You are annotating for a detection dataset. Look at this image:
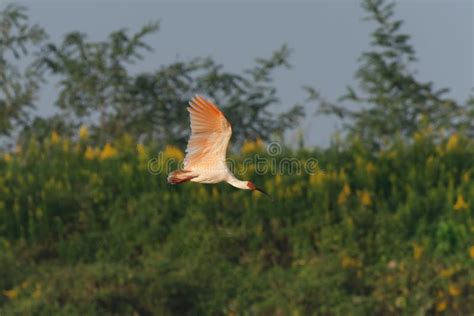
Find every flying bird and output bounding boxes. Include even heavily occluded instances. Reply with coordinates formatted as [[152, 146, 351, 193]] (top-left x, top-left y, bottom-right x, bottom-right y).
[[167, 95, 272, 199]]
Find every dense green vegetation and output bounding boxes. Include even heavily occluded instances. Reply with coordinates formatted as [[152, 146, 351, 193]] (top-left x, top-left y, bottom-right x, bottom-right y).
[[1, 0, 474, 314], [0, 132, 473, 315]]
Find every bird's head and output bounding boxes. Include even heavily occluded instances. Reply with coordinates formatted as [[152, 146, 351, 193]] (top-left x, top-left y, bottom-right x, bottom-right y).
[[247, 181, 273, 200]]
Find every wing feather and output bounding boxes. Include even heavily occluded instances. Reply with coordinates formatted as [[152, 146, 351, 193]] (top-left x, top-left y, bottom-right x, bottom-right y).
[[184, 95, 232, 169]]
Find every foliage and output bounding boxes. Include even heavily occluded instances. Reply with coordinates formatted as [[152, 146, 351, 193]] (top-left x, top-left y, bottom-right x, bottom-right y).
[[1, 130, 473, 315], [460, 94, 474, 138], [39, 26, 303, 146], [311, 0, 465, 148], [0, 4, 46, 138], [1, 1, 473, 314]]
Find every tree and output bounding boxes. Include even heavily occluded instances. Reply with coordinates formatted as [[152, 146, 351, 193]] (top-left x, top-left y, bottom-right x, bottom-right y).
[[460, 94, 474, 138], [40, 22, 160, 143], [0, 4, 46, 139], [311, 0, 462, 148], [40, 24, 304, 146]]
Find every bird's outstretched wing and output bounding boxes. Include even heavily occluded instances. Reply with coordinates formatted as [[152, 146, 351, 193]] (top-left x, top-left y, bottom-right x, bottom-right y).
[[183, 95, 232, 169]]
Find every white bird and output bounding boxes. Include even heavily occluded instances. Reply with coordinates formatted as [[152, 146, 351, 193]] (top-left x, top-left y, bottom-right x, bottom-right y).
[[167, 95, 271, 199]]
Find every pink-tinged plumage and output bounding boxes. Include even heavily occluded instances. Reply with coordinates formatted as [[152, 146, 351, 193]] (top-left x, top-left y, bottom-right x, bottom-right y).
[[167, 95, 271, 199]]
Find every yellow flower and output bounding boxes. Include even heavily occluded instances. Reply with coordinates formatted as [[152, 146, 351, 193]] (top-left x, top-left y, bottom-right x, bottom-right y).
[[358, 190, 371, 207], [84, 146, 98, 160], [79, 125, 89, 140], [51, 131, 60, 144], [241, 138, 264, 154], [440, 267, 456, 278], [3, 288, 18, 299], [163, 145, 184, 161], [136, 143, 147, 159], [366, 162, 376, 174], [448, 284, 461, 297], [3, 153, 12, 162], [121, 133, 133, 147], [462, 171, 470, 183], [453, 194, 469, 211], [436, 300, 447, 312], [337, 183, 351, 205], [446, 133, 459, 151], [99, 143, 118, 160], [275, 174, 282, 186], [32, 284, 41, 299], [414, 131, 424, 142], [413, 242, 423, 260], [470, 245, 474, 259], [309, 171, 326, 187], [341, 255, 361, 269], [338, 169, 348, 182]]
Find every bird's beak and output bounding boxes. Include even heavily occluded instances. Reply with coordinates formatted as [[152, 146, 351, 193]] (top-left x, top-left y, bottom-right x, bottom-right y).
[[255, 186, 273, 201]]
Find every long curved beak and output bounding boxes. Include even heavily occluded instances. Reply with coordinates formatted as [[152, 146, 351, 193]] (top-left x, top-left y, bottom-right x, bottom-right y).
[[255, 186, 273, 201]]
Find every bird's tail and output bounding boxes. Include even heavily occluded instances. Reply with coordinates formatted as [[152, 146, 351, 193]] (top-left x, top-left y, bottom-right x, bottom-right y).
[[167, 169, 197, 184]]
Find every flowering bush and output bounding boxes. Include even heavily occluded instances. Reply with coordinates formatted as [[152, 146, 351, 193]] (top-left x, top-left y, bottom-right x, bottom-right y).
[[0, 130, 473, 315]]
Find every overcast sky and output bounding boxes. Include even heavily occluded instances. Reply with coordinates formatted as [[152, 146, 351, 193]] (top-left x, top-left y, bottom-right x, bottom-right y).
[[13, 0, 474, 147]]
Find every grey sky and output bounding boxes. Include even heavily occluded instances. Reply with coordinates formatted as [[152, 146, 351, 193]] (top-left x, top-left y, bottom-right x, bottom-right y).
[[14, 0, 474, 147]]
